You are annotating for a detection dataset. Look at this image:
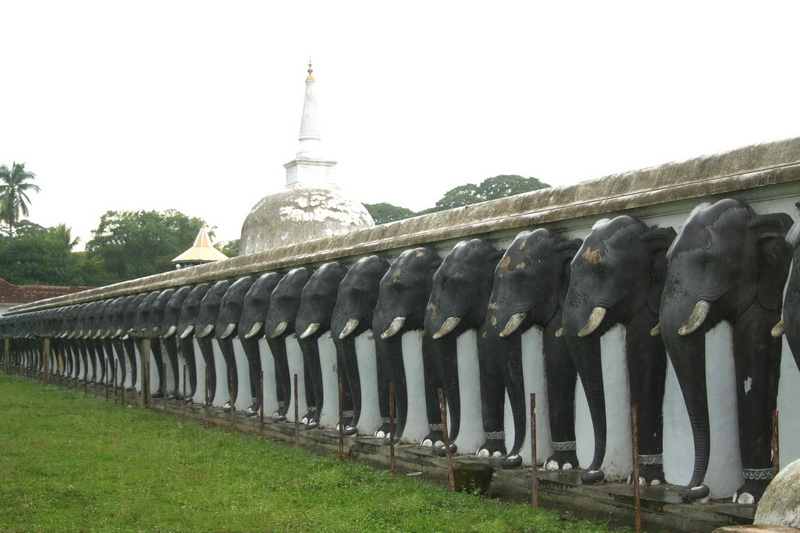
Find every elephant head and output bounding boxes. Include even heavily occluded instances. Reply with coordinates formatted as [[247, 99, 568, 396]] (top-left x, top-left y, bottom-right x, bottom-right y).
[[177, 283, 211, 402], [562, 215, 675, 485], [151, 288, 179, 398], [659, 198, 791, 503], [132, 291, 167, 397], [237, 272, 284, 416], [295, 262, 348, 428], [194, 280, 231, 407], [214, 276, 256, 412], [483, 228, 581, 468], [424, 239, 503, 454], [372, 247, 442, 441], [330, 255, 390, 435], [160, 285, 193, 399]]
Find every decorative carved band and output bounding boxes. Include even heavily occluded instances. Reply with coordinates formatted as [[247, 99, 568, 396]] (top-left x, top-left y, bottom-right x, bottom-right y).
[[428, 424, 443, 431], [742, 468, 775, 481], [552, 441, 577, 451], [343, 410, 353, 418], [484, 431, 505, 440], [381, 417, 390, 424], [638, 454, 663, 466]]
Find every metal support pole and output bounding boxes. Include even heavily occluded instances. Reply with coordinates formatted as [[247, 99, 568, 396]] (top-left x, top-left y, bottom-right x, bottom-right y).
[[163, 363, 168, 412], [338, 377, 345, 461], [229, 368, 235, 433], [259, 371, 265, 438], [389, 382, 396, 476], [773, 410, 780, 476], [182, 365, 187, 420], [631, 403, 641, 533], [204, 366, 210, 430], [140, 339, 151, 409], [43, 338, 51, 385], [437, 388, 455, 492], [530, 393, 538, 508], [294, 373, 299, 445]]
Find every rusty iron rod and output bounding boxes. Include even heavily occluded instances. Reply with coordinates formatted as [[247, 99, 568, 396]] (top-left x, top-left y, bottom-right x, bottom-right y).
[[163, 363, 168, 412], [530, 393, 538, 508], [141, 338, 151, 409], [204, 366, 210, 430], [389, 381, 396, 476], [259, 370, 265, 438], [229, 368, 235, 433], [437, 388, 455, 492], [113, 360, 118, 404], [338, 377, 345, 461], [43, 338, 50, 385], [294, 373, 299, 445], [631, 403, 641, 533], [773, 410, 780, 476], [182, 364, 187, 420]]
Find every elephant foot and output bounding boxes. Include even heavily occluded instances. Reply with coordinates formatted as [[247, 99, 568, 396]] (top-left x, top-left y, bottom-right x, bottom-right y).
[[337, 425, 358, 436], [374, 420, 391, 439], [501, 454, 523, 469], [545, 449, 579, 471], [421, 426, 444, 448], [167, 391, 179, 401], [733, 471, 774, 504], [151, 391, 164, 399], [272, 411, 286, 422], [301, 408, 318, 429], [435, 442, 457, 457], [245, 402, 260, 417], [223, 401, 233, 413], [630, 462, 665, 486], [183, 397, 194, 405], [476, 433, 506, 459], [580, 469, 605, 485], [680, 484, 710, 503]]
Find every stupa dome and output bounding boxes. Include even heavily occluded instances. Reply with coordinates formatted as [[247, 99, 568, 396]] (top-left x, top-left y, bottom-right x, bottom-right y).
[[240, 184, 373, 255], [240, 62, 374, 255]]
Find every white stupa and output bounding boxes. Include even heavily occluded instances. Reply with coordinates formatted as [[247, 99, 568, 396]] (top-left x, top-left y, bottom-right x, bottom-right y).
[[240, 62, 374, 255]]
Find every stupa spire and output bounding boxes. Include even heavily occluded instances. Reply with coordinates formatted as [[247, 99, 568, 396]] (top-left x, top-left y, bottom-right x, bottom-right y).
[[285, 60, 337, 188]]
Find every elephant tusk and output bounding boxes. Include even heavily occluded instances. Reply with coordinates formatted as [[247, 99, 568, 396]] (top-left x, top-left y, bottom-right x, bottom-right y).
[[432, 316, 461, 340], [578, 307, 607, 337], [499, 312, 527, 338], [299, 322, 321, 339], [113, 328, 123, 339], [650, 323, 661, 337], [380, 316, 406, 339], [196, 324, 215, 338], [771, 318, 785, 338], [338, 318, 360, 340], [162, 325, 177, 339], [270, 321, 288, 339], [244, 321, 263, 339], [179, 325, 195, 339], [678, 300, 710, 336], [555, 327, 564, 338], [218, 323, 236, 339]]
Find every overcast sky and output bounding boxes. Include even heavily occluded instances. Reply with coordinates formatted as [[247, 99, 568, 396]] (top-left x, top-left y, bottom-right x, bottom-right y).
[[3, 1, 800, 251]]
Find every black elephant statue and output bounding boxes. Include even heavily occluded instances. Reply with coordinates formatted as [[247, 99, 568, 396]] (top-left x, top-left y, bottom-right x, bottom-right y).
[[238, 273, 284, 419], [132, 290, 168, 398], [194, 280, 232, 408], [562, 215, 675, 486], [659, 198, 792, 503], [178, 283, 212, 404], [296, 262, 348, 429], [160, 285, 193, 400], [214, 276, 256, 413], [483, 228, 582, 469], [372, 247, 443, 443], [424, 239, 503, 455], [331, 255, 391, 435], [265, 267, 312, 422]]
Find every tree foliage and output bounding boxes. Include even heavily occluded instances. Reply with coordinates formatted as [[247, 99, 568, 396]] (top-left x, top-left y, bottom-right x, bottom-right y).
[[0, 162, 40, 237], [217, 239, 240, 258], [0, 222, 85, 285], [364, 202, 417, 225], [85, 210, 207, 284], [434, 175, 550, 210]]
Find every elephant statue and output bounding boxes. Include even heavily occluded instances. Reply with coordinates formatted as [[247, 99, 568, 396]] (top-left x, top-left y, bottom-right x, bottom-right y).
[[373, 247, 442, 442], [562, 215, 675, 486], [295, 262, 348, 429], [121, 293, 147, 391], [483, 228, 582, 469], [194, 280, 231, 408], [331, 255, 390, 436], [132, 291, 167, 398], [424, 239, 503, 455], [177, 283, 211, 403], [214, 276, 256, 413], [659, 198, 792, 503], [160, 286, 193, 400], [238, 273, 284, 418], [265, 267, 312, 422]]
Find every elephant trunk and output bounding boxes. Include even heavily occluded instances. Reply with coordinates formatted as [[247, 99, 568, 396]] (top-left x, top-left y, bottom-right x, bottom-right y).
[[266, 337, 291, 418], [334, 335, 362, 429], [241, 336, 263, 402], [499, 333, 526, 457], [297, 335, 324, 425], [218, 337, 238, 407], [376, 334, 408, 437], [162, 334, 180, 396], [432, 335, 461, 449], [196, 336, 216, 404], [178, 335, 198, 397]]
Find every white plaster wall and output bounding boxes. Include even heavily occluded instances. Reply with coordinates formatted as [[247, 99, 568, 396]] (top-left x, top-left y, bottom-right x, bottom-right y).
[[454, 329, 483, 453], [191, 339, 207, 404], [317, 334, 339, 428], [232, 340, 251, 410], [355, 331, 381, 434], [778, 338, 800, 470], [285, 336, 307, 423], [210, 339, 229, 407], [258, 338, 279, 416], [511, 327, 552, 465], [400, 330, 428, 443]]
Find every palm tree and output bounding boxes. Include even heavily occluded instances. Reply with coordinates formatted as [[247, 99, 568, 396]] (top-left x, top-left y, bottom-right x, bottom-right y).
[[0, 162, 40, 237]]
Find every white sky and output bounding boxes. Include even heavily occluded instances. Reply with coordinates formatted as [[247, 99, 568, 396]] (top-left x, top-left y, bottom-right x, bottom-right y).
[[3, 1, 800, 251]]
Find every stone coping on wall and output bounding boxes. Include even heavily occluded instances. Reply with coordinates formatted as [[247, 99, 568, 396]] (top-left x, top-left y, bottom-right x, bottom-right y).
[[10, 136, 800, 314]]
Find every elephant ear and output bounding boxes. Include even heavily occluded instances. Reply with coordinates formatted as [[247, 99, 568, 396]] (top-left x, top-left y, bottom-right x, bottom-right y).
[[640, 226, 677, 315], [748, 213, 794, 312], [487, 248, 505, 265], [555, 238, 582, 276]]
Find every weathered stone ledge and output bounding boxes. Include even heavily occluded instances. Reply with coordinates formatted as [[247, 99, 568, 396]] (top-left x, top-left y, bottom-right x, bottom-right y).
[[11, 136, 800, 313]]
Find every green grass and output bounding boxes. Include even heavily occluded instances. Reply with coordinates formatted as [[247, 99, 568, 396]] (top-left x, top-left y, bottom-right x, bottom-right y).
[[0, 374, 625, 532]]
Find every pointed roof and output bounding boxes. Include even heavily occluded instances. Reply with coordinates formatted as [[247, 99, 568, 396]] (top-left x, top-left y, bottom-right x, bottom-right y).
[[172, 226, 228, 263]]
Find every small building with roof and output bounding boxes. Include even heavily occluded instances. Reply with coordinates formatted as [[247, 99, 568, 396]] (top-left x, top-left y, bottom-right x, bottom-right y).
[[172, 225, 228, 269]]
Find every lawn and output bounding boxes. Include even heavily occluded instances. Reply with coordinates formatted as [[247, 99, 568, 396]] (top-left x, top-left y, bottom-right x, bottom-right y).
[[0, 374, 624, 532]]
